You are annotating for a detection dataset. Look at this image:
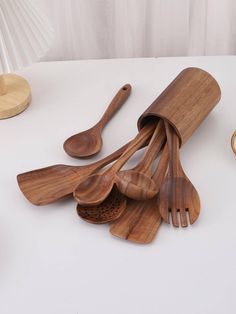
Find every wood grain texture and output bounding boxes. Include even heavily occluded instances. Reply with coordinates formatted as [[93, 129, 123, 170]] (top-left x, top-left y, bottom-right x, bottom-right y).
[[63, 84, 131, 158], [0, 74, 31, 119], [73, 122, 156, 206], [110, 144, 169, 244], [17, 140, 131, 205], [115, 121, 165, 200], [159, 121, 201, 227], [138, 67, 221, 144]]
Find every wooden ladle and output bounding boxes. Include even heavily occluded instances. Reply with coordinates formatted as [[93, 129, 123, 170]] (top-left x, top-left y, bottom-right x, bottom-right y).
[[63, 84, 131, 158], [110, 144, 168, 243], [115, 121, 165, 200], [73, 122, 157, 206], [158, 121, 201, 227]]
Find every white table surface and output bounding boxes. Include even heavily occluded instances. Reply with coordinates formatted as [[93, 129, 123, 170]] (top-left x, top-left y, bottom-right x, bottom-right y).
[[0, 56, 236, 314]]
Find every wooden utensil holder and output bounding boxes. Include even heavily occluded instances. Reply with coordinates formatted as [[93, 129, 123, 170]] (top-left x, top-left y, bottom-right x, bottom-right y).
[[138, 67, 221, 145]]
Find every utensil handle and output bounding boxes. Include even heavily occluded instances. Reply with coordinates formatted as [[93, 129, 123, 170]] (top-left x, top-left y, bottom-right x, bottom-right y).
[[134, 121, 165, 174], [97, 84, 132, 129], [164, 120, 184, 177], [110, 122, 156, 174], [152, 144, 168, 190]]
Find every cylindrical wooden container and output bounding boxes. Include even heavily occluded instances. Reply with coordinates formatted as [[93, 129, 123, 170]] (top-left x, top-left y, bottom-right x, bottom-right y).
[[138, 67, 221, 145]]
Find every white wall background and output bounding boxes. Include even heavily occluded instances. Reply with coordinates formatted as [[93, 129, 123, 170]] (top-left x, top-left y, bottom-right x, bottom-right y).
[[35, 0, 236, 61]]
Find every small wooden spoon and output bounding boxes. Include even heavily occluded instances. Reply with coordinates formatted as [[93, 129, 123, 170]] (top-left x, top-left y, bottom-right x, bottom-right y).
[[115, 121, 165, 200], [17, 140, 131, 205], [110, 145, 168, 244], [73, 122, 157, 206], [64, 84, 131, 158], [158, 121, 201, 227]]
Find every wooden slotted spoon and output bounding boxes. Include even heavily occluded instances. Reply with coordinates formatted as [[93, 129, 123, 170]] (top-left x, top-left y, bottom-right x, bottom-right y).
[[73, 122, 157, 206], [158, 121, 201, 227], [63, 84, 131, 158], [110, 144, 168, 244], [76, 186, 127, 224]]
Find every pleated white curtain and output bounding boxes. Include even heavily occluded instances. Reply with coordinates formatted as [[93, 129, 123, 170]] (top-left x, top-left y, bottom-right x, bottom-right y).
[[35, 0, 236, 61]]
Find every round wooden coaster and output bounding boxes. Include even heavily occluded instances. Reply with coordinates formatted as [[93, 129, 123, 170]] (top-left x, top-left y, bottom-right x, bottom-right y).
[[0, 74, 31, 119]]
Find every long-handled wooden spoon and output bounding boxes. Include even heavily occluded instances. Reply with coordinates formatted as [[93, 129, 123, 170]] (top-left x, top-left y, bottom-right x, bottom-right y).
[[17, 141, 131, 206], [110, 145, 168, 244], [73, 122, 157, 206], [115, 121, 165, 200], [63, 84, 131, 158], [158, 121, 201, 227]]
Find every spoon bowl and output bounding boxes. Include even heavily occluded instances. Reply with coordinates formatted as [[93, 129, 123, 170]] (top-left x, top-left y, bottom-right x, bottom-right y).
[[115, 170, 158, 200], [74, 173, 114, 206], [63, 127, 103, 158]]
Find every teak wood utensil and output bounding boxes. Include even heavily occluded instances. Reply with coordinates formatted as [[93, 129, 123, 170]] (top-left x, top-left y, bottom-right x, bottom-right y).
[[110, 144, 168, 244], [17, 141, 132, 205], [159, 121, 201, 227], [63, 84, 132, 158], [76, 186, 127, 224], [73, 122, 157, 206], [115, 121, 165, 200]]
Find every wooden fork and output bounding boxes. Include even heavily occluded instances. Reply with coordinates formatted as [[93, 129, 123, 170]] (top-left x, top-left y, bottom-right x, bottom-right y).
[[158, 121, 201, 227]]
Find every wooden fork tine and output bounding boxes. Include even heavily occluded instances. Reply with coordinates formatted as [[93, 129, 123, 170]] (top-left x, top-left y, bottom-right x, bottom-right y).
[[171, 208, 179, 227], [180, 208, 188, 227]]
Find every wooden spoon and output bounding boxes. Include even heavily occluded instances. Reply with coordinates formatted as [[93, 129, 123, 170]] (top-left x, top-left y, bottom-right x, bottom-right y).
[[115, 121, 165, 200], [63, 84, 131, 158], [110, 144, 168, 244], [73, 122, 157, 206], [158, 121, 201, 227], [17, 140, 131, 206]]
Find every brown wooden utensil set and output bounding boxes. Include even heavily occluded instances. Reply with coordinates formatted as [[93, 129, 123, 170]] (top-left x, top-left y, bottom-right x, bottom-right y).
[[17, 68, 221, 244]]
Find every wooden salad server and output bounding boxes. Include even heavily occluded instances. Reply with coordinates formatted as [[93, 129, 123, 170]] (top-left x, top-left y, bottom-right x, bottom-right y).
[[158, 121, 201, 227], [17, 141, 132, 206], [63, 84, 132, 158], [73, 122, 157, 206], [110, 144, 168, 244], [115, 121, 165, 200]]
